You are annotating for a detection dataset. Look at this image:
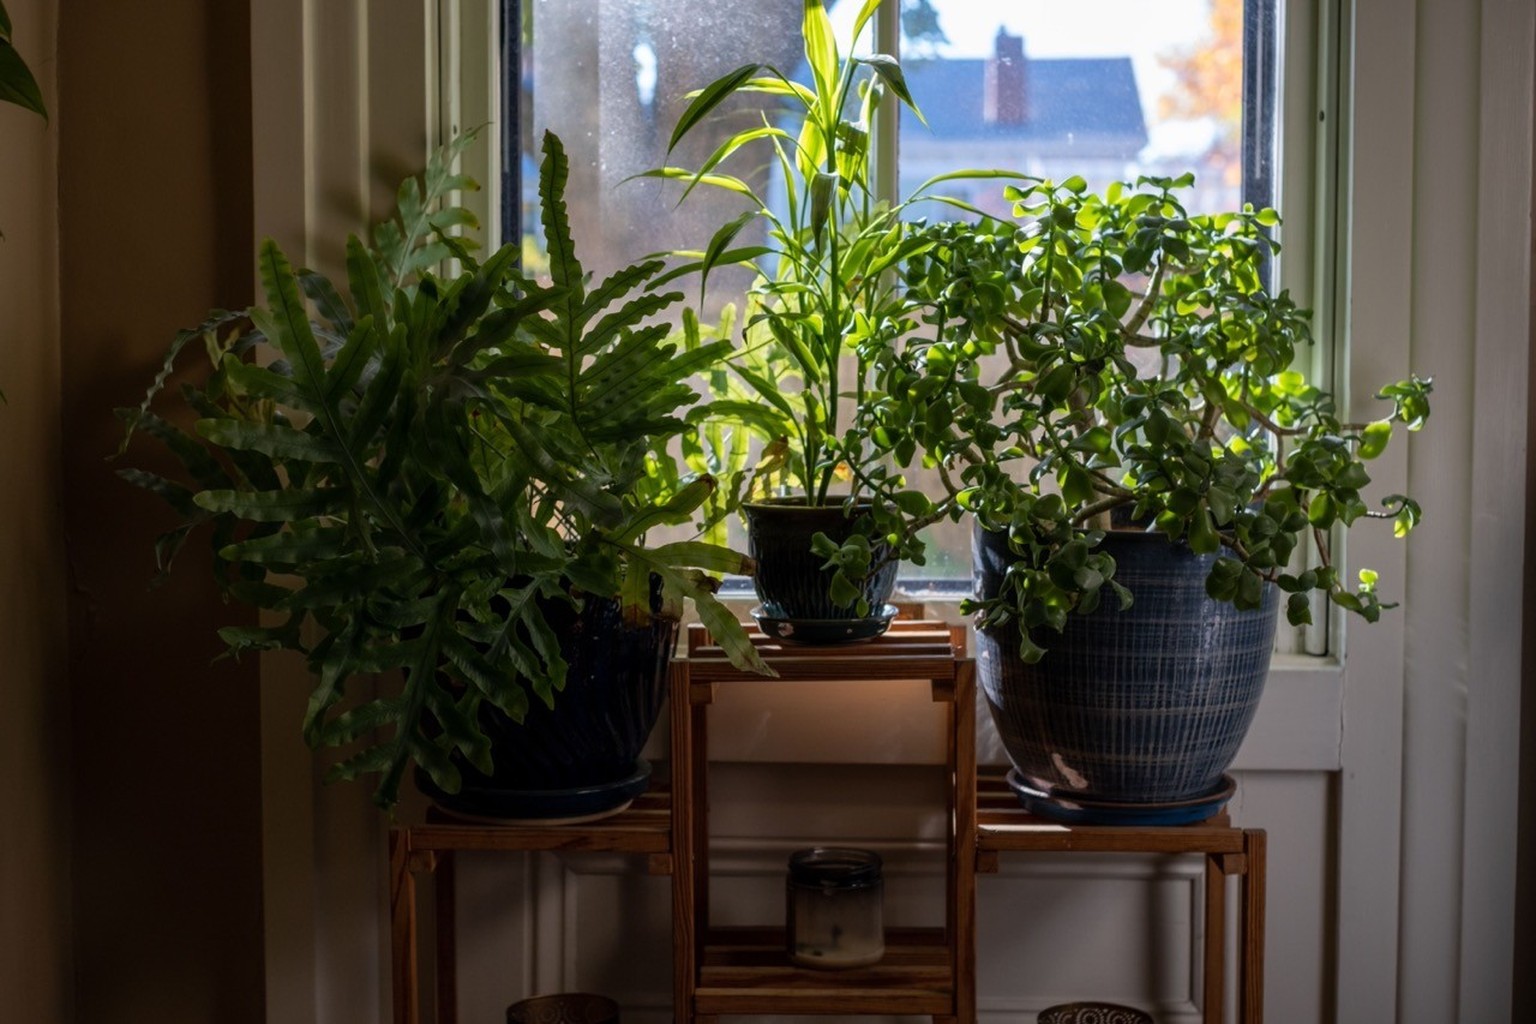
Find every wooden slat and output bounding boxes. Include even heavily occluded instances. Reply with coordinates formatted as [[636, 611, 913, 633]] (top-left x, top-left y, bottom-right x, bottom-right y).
[[435, 852, 457, 1023], [669, 661, 697, 1024], [388, 829, 418, 1024], [405, 788, 674, 854], [696, 927, 953, 1016], [684, 622, 959, 674], [687, 654, 958, 683], [1242, 830, 1267, 1024], [951, 659, 978, 1024], [1205, 854, 1227, 1024]]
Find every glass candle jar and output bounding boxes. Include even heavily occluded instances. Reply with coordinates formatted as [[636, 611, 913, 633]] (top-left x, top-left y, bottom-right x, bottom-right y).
[[785, 847, 885, 969]]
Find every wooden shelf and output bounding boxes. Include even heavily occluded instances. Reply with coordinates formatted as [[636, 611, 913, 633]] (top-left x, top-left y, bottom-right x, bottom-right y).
[[402, 785, 673, 857], [388, 622, 1266, 1024], [695, 927, 954, 1015]]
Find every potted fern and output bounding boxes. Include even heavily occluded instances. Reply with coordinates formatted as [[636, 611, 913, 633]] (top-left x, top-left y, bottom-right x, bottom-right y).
[[118, 130, 769, 816], [886, 174, 1432, 823]]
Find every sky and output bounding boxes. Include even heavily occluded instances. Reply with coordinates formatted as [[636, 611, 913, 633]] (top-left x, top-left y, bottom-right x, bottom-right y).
[[823, 0, 1224, 154], [896, 0, 1212, 59], [827, 0, 1216, 99]]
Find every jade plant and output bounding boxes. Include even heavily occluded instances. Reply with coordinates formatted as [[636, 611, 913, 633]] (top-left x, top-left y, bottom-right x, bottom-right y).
[[883, 174, 1432, 659], [118, 130, 768, 807], [650, 0, 999, 611]]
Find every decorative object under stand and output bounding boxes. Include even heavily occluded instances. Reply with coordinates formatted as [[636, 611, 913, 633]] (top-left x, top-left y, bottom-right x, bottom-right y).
[[506, 993, 620, 1024], [786, 847, 886, 968], [1037, 1003, 1155, 1024]]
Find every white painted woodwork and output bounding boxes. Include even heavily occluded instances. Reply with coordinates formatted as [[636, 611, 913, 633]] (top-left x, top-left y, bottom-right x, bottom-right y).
[[250, 2, 1532, 1022]]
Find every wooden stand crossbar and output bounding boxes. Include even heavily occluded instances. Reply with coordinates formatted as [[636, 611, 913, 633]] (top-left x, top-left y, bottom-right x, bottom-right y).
[[386, 621, 1267, 1023]]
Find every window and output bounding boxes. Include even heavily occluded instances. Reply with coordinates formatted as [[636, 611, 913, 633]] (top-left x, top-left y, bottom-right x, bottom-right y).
[[492, 0, 1306, 602]]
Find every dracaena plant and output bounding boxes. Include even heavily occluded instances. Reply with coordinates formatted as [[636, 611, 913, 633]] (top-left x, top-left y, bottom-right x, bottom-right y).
[[118, 130, 768, 808], [886, 173, 1432, 661], [645, 0, 989, 612]]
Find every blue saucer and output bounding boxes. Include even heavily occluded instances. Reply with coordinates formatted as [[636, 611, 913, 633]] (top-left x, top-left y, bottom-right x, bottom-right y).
[[1006, 768, 1236, 826], [751, 603, 898, 644], [421, 759, 652, 825]]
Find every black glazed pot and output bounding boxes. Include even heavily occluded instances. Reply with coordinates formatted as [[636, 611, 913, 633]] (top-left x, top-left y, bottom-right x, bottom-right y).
[[973, 525, 1279, 824], [743, 497, 898, 633], [417, 587, 678, 823]]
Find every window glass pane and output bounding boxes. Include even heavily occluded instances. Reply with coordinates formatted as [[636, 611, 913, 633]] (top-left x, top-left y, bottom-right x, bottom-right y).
[[898, 0, 1252, 219], [897, 0, 1266, 586], [519, 0, 790, 301], [507, 0, 1276, 589]]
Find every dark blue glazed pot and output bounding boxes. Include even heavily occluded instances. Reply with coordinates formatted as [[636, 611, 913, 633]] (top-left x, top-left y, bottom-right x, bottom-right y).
[[974, 526, 1278, 812], [744, 498, 898, 624], [419, 589, 677, 821]]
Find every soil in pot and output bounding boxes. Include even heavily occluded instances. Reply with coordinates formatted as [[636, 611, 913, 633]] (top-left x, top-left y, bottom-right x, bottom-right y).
[[973, 526, 1279, 823], [744, 497, 899, 641]]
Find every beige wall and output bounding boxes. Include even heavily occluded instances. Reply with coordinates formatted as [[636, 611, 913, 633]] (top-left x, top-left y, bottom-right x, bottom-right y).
[[55, 0, 264, 1020], [0, 0, 70, 1018]]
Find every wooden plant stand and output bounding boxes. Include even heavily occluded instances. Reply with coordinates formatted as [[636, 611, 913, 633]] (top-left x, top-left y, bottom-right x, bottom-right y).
[[387, 619, 1267, 1024], [675, 620, 975, 1024]]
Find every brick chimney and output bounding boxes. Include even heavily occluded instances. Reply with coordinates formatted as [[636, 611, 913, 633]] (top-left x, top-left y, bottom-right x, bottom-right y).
[[984, 28, 1028, 126]]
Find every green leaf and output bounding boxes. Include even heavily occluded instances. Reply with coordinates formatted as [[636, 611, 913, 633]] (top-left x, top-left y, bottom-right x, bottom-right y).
[[219, 528, 350, 566], [0, 37, 46, 120], [195, 488, 344, 522], [539, 130, 585, 296], [1359, 419, 1392, 459], [633, 166, 765, 207], [667, 63, 765, 153], [699, 210, 757, 303], [1060, 464, 1095, 507], [502, 416, 625, 528], [1188, 507, 1220, 554], [857, 54, 926, 124], [252, 239, 328, 410], [1286, 592, 1313, 626], [677, 125, 794, 208], [802, 0, 839, 111], [196, 420, 343, 463], [809, 171, 837, 249], [115, 309, 249, 455], [649, 541, 754, 576]]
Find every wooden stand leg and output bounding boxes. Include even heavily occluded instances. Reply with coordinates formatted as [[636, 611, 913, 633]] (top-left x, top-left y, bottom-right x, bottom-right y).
[[669, 664, 696, 1024], [952, 660, 978, 1024], [1241, 831, 1267, 1024], [1204, 853, 1227, 1024], [390, 830, 419, 1024], [436, 851, 458, 1024]]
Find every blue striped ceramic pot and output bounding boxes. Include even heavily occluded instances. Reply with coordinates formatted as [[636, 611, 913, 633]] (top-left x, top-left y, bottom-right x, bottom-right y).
[[974, 526, 1279, 809], [744, 498, 898, 623]]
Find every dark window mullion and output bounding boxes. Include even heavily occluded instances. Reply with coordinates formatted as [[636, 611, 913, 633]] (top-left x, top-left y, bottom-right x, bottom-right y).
[[500, 0, 522, 250]]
